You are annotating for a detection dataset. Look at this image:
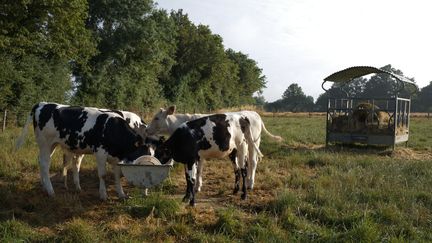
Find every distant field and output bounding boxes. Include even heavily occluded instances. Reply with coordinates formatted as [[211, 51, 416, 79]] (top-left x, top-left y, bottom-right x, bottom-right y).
[[0, 116, 431, 242]]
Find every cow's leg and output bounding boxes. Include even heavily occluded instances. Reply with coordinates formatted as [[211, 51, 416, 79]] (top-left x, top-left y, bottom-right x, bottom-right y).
[[186, 162, 197, 206], [194, 159, 204, 193], [237, 143, 248, 200], [112, 162, 127, 199], [248, 136, 261, 189], [38, 145, 55, 196], [247, 142, 258, 190], [229, 149, 240, 194], [95, 154, 108, 200], [72, 154, 84, 192], [182, 164, 190, 202], [62, 152, 73, 190]]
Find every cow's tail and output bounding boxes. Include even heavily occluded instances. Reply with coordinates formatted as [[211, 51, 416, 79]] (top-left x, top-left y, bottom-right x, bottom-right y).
[[261, 121, 283, 142], [245, 125, 263, 158], [15, 111, 33, 150]]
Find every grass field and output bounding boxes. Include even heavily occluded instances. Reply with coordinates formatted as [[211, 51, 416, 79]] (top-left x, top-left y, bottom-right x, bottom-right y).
[[0, 116, 431, 242]]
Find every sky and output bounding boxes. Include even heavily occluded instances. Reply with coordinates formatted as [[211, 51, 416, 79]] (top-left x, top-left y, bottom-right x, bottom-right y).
[[156, 0, 432, 102]]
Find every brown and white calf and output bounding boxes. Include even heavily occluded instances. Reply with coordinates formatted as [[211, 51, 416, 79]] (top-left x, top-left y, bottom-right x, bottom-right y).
[[146, 106, 282, 193], [16, 102, 154, 200], [154, 113, 263, 206]]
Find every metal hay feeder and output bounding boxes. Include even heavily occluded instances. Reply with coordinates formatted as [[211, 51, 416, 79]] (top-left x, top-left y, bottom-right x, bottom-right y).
[[322, 66, 418, 148]]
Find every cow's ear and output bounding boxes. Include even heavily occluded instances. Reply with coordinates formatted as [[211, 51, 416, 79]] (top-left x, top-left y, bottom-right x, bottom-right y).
[[167, 105, 176, 115], [135, 139, 143, 147]]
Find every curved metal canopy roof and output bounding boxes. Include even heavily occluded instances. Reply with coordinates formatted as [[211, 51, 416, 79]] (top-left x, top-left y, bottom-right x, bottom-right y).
[[322, 66, 417, 92]]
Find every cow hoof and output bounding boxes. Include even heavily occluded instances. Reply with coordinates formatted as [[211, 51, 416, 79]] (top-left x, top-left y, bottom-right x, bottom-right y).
[[189, 200, 195, 207], [46, 190, 55, 197], [241, 194, 247, 200], [182, 195, 189, 203], [233, 187, 239, 195], [75, 187, 82, 193], [99, 194, 108, 201]]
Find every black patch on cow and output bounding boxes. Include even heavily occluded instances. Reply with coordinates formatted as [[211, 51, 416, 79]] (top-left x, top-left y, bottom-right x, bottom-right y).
[[209, 114, 231, 152], [197, 137, 211, 152], [37, 103, 57, 130], [156, 127, 198, 165], [100, 117, 143, 160], [52, 106, 88, 150], [184, 116, 212, 152], [82, 113, 109, 150], [125, 117, 131, 125], [186, 116, 208, 130], [239, 116, 250, 133]]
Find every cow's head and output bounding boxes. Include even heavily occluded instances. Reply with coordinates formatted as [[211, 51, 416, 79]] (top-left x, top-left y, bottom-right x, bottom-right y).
[[124, 136, 165, 163], [154, 138, 172, 165], [145, 105, 176, 135]]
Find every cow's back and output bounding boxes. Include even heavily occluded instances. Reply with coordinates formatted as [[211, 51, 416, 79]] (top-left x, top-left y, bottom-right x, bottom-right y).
[[33, 103, 142, 158]]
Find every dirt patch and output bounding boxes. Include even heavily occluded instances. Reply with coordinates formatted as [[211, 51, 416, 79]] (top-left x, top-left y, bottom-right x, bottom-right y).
[[389, 147, 432, 161]]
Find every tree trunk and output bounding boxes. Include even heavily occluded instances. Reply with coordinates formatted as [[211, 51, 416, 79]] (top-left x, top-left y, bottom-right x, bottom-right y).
[[2, 109, 6, 132]]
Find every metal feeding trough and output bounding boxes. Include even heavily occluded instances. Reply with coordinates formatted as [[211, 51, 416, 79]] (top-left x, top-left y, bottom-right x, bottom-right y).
[[118, 156, 173, 188]]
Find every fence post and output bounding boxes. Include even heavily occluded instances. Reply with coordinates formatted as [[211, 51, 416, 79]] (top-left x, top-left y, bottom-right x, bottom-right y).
[[2, 109, 6, 132]]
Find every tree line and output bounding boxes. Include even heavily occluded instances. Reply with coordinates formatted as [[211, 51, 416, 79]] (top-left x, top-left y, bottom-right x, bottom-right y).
[[1, 0, 431, 127], [265, 65, 432, 113], [0, 0, 266, 123]]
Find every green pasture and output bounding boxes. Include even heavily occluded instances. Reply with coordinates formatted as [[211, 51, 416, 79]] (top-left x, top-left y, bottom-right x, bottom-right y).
[[0, 116, 431, 242]]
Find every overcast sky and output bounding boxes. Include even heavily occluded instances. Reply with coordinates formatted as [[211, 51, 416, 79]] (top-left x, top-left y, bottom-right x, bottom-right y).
[[156, 0, 432, 102]]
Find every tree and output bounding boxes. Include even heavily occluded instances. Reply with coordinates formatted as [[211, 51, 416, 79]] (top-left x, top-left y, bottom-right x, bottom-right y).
[[417, 81, 432, 112], [73, 0, 176, 111], [266, 83, 314, 112], [282, 83, 304, 100], [160, 10, 243, 111], [0, 0, 95, 121], [253, 91, 266, 108], [0, 0, 95, 65], [226, 49, 266, 105], [361, 64, 415, 98]]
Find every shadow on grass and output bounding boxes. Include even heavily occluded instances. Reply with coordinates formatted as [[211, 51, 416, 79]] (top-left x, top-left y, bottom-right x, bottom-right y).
[[0, 168, 126, 227]]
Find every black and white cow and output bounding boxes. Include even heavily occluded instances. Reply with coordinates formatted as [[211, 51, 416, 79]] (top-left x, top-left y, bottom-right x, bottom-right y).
[[154, 113, 262, 206], [146, 106, 283, 192], [62, 109, 147, 191], [16, 102, 154, 200]]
